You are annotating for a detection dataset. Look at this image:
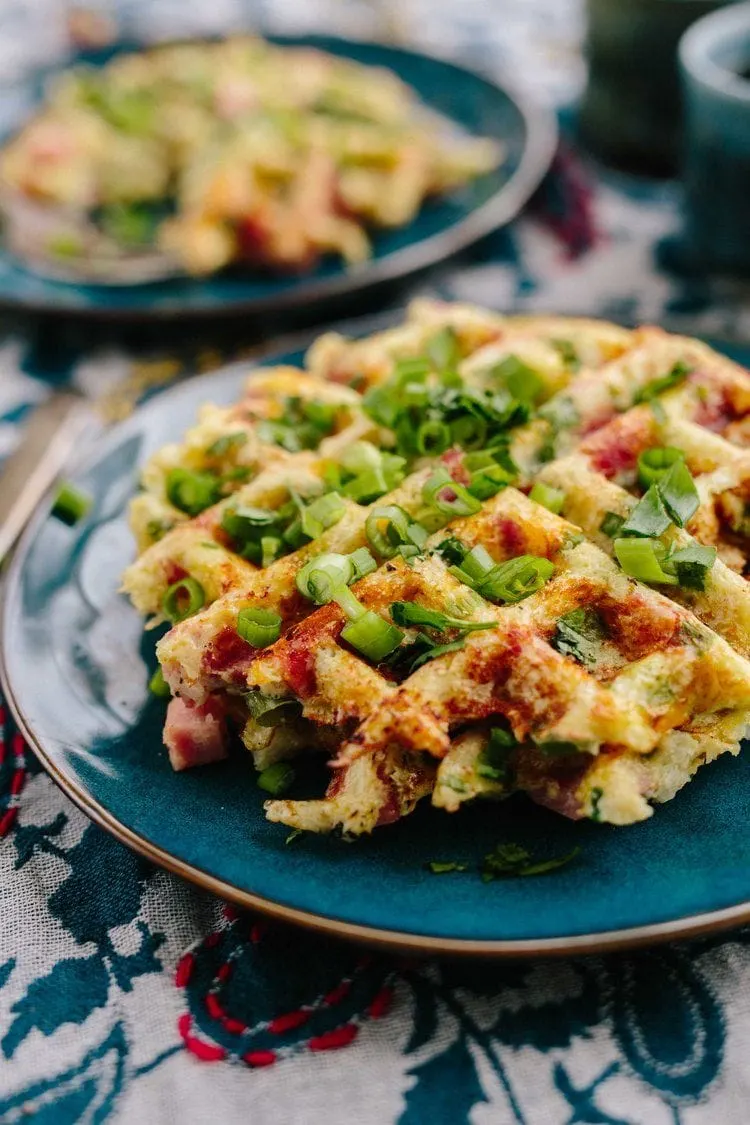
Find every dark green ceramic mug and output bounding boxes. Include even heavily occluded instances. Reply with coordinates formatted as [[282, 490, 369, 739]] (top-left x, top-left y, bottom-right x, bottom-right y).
[[580, 0, 739, 173], [679, 2, 750, 273]]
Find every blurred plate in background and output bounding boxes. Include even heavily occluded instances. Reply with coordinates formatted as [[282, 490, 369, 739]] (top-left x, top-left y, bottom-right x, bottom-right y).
[[0, 34, 556, 321]]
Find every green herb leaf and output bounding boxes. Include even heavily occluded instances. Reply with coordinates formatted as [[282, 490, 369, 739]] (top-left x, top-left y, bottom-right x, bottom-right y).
[[599, 511, 625, 538], [665, 542, 717, 590], [553, 607, 607, 667], [389, 601, 495, 635], [633, 361, 691, 404], [476, 726, 517, 782], [426, 860, 469, 875], [481, 842, 581, 882]]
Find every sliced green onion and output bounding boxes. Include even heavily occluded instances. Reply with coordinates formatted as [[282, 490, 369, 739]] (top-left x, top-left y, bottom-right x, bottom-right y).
[[599, 511, 625, 538], [295, 553, 353, 602], [149, 666, 171, 698], [341, 611, 404, 663], [529, 481, 565, 514], [657, 459, 700, 527], [613, 537, 678, 585], [416, 419, 452, 456], [340, 441, 382, 476], [166, 468, 220, 517], [261, 536, 283, 568], [52, 482, 91, 526], [450, 414, 488, 451], [221, 505, 278, 543], [301, 492, 346, 539], [237, 607, 282, 648], [257, 762, 296, 796], [365, 505, 413, 558], [423, 468, 482, 520], [362, 384, 400, 428], [477, 555, 555, 604], [664, 542, 717, 590], [451, 544, 496, 585], [394, 355, 431, 383], [332, 585, 366, 621], [322, 462, 343, 491], [468, 462, 515, 501], [162, 577, 206, 622], [633, 361, 691, 404], [426, 326, 460, 375], [619, 486, 672, 538], [342, 467, 390, 503], [492, 355, 544, 403], [302, 399, 339, 429], [637, 446, 685, 490], [348, 547, 378, 581], [207, 432, 247, 458]]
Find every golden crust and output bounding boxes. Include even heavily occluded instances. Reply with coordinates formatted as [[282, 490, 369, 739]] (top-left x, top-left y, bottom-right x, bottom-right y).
[[122, 303, 750, 835]]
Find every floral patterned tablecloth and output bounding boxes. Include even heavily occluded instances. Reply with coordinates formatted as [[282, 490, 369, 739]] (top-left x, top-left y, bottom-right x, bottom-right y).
[[3, 2, 750, 1123]]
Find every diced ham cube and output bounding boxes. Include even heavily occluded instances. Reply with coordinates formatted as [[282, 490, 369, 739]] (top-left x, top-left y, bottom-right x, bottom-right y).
[[163, 696, 229, 772]]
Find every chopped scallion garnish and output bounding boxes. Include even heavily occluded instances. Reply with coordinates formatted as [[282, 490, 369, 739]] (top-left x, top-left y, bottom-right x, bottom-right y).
[[162, 577, 206, 622], [348, 546, 378, 581], [149, 666, 171, 698], [341, 610, 404, 662], [422, 468, 482, 520], [257, 762, 296, 796], [492, 355, 544, 403], [529, 481, 565, 514], [613, 537, 678, 585], [236, 607, 282, 648], [416, 419, 452, 455], [300, 491, 346, 539], [637, 446, 684, 490], [52, 482, 91, 526], [166, 468, 220, 516]]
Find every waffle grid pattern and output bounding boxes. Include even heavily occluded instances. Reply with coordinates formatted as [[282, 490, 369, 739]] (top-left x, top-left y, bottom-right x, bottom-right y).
[[122, 300, 750, 835]]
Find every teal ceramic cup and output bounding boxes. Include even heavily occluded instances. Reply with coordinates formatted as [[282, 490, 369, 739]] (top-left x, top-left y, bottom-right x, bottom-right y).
[[679, 2, 750, 273], [580, 0, 737, 174]]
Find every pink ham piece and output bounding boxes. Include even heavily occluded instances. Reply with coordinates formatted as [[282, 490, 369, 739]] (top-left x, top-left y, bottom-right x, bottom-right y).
[[163, 696, 229, 772]]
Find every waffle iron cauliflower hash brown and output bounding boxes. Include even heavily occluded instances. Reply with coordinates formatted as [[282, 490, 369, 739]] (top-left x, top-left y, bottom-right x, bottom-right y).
[[121, 299, 750, 836], [0, 37, 501, 280]]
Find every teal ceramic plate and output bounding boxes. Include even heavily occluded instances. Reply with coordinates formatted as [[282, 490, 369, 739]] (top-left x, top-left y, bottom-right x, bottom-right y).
[[4, 346, 750, 957], [0, 35, 555, 321]]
